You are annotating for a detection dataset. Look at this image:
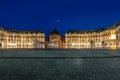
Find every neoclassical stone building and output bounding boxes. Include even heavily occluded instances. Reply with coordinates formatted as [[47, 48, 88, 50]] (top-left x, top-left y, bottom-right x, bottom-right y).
[[0, 27, 45, 49], [48, 28, 61, 48], [65, 23, 120, 49], [0, 22, 120, 49]]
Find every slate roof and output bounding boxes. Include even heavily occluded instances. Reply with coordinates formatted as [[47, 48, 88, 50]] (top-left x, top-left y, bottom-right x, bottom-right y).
[[0, 27, 44, 33], [66, 29, 103, 34], [66, 22, 120, 34]]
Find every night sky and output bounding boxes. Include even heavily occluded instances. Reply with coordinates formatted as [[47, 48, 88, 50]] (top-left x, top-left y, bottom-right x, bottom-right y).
[[0, 0, 120, 37]]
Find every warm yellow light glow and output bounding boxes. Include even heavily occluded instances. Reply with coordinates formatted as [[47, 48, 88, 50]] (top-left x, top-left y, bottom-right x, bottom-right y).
[[110, 46, 117, 50], [110, 34, 116, 39]]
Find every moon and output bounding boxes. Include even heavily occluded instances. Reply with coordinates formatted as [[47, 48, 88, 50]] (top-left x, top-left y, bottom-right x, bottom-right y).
[[57, 20, 60, 23]]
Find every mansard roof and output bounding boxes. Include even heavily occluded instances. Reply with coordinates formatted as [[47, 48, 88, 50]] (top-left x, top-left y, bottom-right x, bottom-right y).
[[66, 22, 120, 34], [114, 22, 120, 26], [7, 29, 43, 34], [0, 27, 44, 34], [67, 29, 103, 34]]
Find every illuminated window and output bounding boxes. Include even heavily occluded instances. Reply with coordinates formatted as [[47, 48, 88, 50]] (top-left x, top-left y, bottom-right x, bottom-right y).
[[110, 34, 116, 39]]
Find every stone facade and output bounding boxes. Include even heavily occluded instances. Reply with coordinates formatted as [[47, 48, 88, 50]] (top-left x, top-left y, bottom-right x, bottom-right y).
[[48, 28, 61, 48], [65, 23, 120, 49], [0, 27, 45, 49], [0, 22, 120, 49]]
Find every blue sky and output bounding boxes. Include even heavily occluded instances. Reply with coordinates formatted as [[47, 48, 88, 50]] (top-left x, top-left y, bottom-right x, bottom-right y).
[[0, 0, 120, 36]]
